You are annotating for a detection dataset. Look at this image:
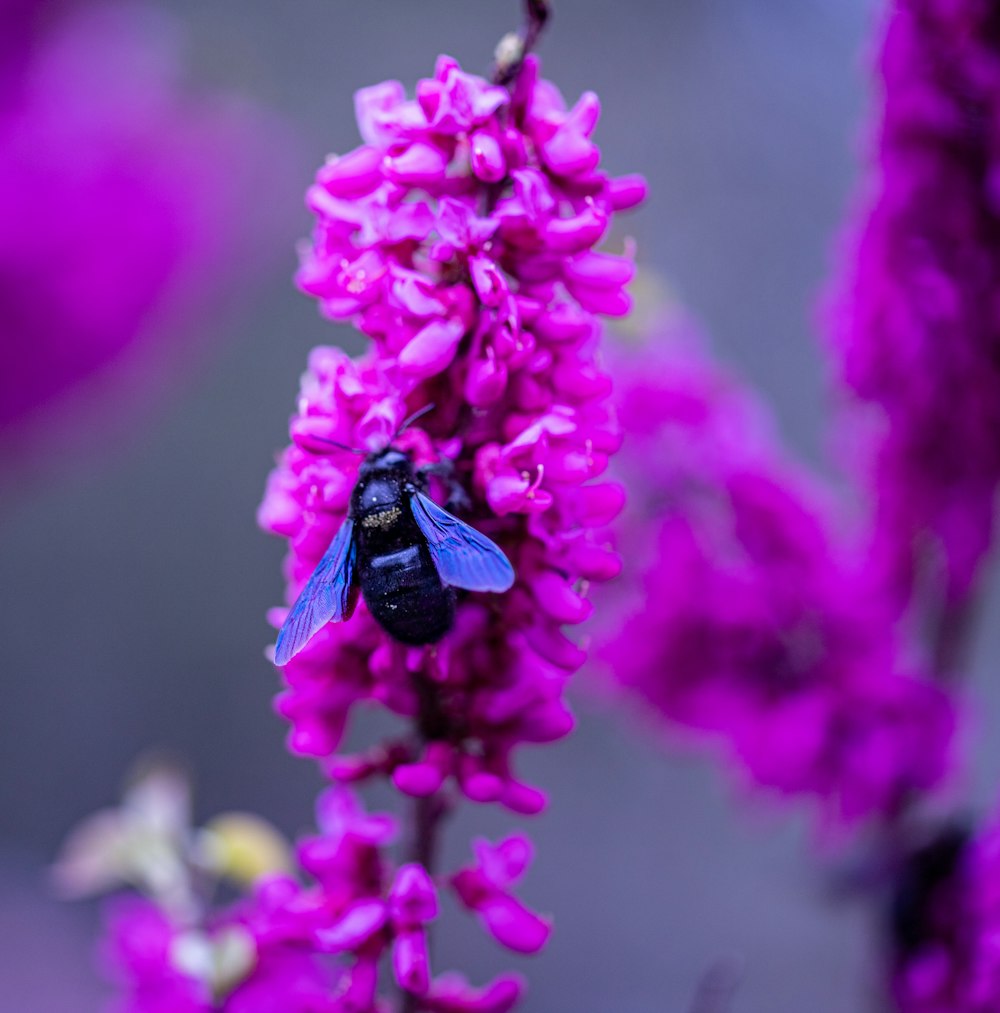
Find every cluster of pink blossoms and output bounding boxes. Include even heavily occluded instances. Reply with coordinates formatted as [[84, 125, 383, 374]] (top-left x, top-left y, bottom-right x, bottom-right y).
[[827, 0, 1000, 613], [597, 327, 954, 829], [255, 52, 643, 1007], [101, 787, 530, 1013], [259, 53, 642, 810]]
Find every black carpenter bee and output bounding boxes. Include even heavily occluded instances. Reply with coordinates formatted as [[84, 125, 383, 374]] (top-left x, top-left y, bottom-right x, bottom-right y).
[[273, 423, 515, 665]]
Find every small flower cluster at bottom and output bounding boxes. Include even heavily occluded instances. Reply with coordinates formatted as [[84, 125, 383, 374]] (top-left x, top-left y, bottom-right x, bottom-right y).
[[55, 764, 546, 1012]]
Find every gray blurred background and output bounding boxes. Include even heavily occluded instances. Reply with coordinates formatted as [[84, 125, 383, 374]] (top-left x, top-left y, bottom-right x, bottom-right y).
[[9, 1, 1000, 1009]]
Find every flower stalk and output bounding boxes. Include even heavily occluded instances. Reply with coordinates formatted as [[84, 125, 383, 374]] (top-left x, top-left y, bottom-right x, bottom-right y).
[[254, 3, 645, 1004], [494, 0, 551, 87]]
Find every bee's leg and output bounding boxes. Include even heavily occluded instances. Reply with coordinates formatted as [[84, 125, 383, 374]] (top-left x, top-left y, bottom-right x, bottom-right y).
[[416, 459, 471, 513]]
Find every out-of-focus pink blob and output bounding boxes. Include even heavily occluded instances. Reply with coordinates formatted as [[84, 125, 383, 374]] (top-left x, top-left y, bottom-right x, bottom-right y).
[[596, 318, 956, 834], [0, 1, 295, 461], [826, 0, 1000, 611]]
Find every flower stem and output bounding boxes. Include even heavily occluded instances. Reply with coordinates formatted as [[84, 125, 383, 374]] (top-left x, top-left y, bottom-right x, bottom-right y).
[[520, 0, 551, 61], [399, 672, 451, 1013], [411, 790, 449, 874], [494, 0, 551, 87], [399, 796, 448, 1013]]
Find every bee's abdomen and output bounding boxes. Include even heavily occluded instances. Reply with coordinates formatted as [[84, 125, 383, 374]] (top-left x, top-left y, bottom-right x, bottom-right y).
[[359, 543, 456, 645]]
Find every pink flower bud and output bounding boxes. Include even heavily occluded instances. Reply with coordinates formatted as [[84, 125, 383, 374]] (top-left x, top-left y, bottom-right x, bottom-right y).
[[399, 318, 466, 376], [539, 126, 600, 177], [422, 972, 526, 1013], [385, 142, 449, 185], [317, 145, 384, 198], [478, 894, 552, 954], [315, 900, 387, 952], [531, 571, 594, 625], [393, 928, 432, 995], [470, 130, 506, 182], [608, 172, 648, 210], [465, 351, 509, 407], [354, 80, 406, 146]]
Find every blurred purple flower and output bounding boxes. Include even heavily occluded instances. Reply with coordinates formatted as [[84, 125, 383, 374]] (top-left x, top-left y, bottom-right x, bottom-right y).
[[827, 0, 1000, 612], [102, 896, 211, 1013], [85, 770, 528, 1013], [419, 972, 525, 1013], [0, 1, 293, 460], [102, 888, 345, 1013], [451, 835, 551, 955], [259, 53, 642, 818], [388, 864, 438, 996], [597, 323, 954, 829]]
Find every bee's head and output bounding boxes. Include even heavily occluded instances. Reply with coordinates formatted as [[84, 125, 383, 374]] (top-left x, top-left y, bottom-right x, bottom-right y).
[[360, 445, 411, 476]]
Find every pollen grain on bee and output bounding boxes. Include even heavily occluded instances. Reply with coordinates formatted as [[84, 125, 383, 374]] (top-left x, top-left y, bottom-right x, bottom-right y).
[[361, 506, 401, 529]]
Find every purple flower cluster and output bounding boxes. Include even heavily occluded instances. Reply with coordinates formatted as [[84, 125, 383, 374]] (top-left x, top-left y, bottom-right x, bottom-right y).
[[252, 50, 643, 1009], [259, 54, 642, 814], [827, 0, 1000, 612], [0, 1, 289, 455], [103, 895, 337, 1013], [598, 328, 954, 829], [98, 783, 532, 1013], [52, 38, 641, 1013]]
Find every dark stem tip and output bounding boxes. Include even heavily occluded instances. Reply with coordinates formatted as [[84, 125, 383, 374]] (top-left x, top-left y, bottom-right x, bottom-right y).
[[493, 0, 552, 87]]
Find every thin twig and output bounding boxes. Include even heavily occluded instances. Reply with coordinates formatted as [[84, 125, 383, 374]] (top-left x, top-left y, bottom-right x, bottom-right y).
[[399, 671, 451, 1013], [410, 791, 449, 873], [493, 0, 551, 87]]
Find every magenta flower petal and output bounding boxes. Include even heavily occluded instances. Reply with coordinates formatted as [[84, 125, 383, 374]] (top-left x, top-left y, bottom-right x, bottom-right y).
[[478, 895, 551, 955], [422, 972, 526, 1013], [564, 251, 635, 289], [451, 835, 550, 956], [385, 142, 449, 185], [608, 173, 649, 210], [399, 318, 466, 376], [354, 80, 407, 146], [470, 130, 506, 182], [465, 352, 508, 406], [392, 929, 432, 996], [539, 126, 600, 177], [317, 146, 384, 198], [388, 865, 438, 927], [315, 786, 398, 847], [315, 900, 387, 952]]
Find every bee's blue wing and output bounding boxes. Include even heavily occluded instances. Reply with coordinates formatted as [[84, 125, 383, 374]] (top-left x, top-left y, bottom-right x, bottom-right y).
[[410, 492, 515, 593], [274, 519, 357, 667]]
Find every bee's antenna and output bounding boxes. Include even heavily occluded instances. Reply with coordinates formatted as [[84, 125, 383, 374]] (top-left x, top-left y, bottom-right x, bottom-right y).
[[395, 403, 436, 439], [309, 435, 366, 456]]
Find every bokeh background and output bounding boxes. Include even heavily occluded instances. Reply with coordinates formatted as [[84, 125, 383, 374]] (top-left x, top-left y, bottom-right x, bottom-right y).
[[7, 1, 1000, 1009]]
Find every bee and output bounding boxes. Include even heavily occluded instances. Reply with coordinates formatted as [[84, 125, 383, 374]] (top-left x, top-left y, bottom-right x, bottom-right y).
[[274, 421, 515, 665]]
